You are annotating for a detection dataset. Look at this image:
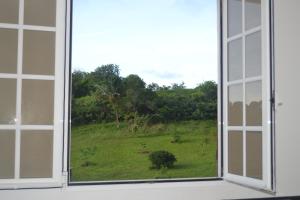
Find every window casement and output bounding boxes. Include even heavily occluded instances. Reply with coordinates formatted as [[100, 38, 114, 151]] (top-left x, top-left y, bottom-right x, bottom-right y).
[[0, 0, 65, 189], [0, 0, 275, 192], [222, 0, 273, 190]]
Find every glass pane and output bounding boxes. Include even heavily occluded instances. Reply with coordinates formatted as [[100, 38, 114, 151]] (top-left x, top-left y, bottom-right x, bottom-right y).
[[228, 38, 243, 81], [245, 0, 261, 30], [24, 0, 56, 27], [228, 0, 242, 37], [246, 31, 261, 78], [228, 131, 243, 176], [0, 29, 18, 74], [0, 130, 15, 179], [246, 131, 262, 179], [228, 84, 243, 126], [20, 130, 53, 178], [0, 0, 19, 24], [21, 80, 54, 125], [23, 30, 55, 75], [246, 81, 262, 126], [0, 79, 17, 124]]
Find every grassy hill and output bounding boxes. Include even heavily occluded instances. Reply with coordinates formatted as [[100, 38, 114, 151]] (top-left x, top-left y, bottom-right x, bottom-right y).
[[70, 120, 217, 181]]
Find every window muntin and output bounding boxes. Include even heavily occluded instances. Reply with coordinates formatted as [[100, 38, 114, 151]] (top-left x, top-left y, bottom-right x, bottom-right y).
[[224, 0, 272, 190]]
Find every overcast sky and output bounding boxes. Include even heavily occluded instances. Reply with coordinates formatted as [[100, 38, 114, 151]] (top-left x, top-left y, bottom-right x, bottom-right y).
[[72, 0, 217, 88]]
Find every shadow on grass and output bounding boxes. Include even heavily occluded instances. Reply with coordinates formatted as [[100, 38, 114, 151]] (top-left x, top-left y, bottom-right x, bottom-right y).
[[149, 163, 194, 171]]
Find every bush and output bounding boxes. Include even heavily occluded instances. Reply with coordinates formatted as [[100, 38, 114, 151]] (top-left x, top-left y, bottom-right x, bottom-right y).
[[149, 150, 177, 169], [171, 133, 181, 143]]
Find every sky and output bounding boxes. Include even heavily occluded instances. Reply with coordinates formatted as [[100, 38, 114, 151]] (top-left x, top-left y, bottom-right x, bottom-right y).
[[72, 0, 217, 88]]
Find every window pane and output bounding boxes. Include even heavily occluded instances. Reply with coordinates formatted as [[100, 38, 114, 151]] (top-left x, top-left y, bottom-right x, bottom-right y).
[[228, 131, 243, 176], [228, 84, 243, 126], [24, 0, 56, 27], [246, 81, 262, 126], [23, 30, 55, 75], [0, 29, 18, 74], [246, 131, 262, 179], [228, 38, 243, 81], [0, 0, 19, 24], [228, 0, 242, 37], [20, 130, 53, 178], [0, 130, 15, 179], [246, 31, 261, 78], [21, 80, 54, 125], [245, 0, 261, 31], [0, 79, 17, 124]]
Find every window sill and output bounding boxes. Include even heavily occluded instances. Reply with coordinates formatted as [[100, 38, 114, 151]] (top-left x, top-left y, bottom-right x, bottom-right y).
[[0, 179, 274, 200]]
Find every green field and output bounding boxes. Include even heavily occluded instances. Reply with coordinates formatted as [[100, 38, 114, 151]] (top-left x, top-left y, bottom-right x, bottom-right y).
[[70, 120, 217, 181]]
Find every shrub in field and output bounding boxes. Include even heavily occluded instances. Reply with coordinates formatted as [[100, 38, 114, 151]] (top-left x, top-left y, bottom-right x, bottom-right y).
[[171, 133, 182, 143], [125, 112, 149, 132], [149, 150, 177, 169]]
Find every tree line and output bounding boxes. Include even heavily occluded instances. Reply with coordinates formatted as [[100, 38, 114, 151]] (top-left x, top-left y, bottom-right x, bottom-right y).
[[71, 64, 217, 127]]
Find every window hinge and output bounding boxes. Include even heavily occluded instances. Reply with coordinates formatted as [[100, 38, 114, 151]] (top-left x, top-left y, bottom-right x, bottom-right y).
[[270, 90, 276, 108]]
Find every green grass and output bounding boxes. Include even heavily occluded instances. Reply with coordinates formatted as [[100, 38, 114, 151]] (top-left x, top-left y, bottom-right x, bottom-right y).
[[70, 120, 217, 181]]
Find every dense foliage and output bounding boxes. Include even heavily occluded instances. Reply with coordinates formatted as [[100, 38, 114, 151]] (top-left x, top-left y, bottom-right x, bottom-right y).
[[149, 150, 177, 169], [72, 64, 217, 126]]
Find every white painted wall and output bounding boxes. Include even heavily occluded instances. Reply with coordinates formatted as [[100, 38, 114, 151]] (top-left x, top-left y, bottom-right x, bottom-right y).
[[274, 0, 300, 196], [0, 0, 299, 199]]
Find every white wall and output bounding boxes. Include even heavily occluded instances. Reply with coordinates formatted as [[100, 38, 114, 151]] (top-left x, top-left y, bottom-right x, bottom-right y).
[[1, 0, 300, 199], [274, 0, 300, 196]]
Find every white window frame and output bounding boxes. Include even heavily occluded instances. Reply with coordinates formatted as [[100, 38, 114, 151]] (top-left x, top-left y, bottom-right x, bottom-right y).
[[0, 0, 66, 189], [65, 0, 226, 185], [222, 0, 274, 191], [0, 0, 275, 192]]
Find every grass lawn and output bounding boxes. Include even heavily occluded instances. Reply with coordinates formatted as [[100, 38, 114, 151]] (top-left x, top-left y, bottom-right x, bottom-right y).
[[70, 120, 217, 181]]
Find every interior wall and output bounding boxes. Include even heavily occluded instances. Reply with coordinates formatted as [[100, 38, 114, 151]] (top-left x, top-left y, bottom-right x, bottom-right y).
[[274, 0, 300, 196]]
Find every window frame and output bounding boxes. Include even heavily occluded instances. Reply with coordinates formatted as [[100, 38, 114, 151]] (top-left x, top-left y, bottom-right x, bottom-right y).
[[0, 0, 276, 192], [222, 0, 274, 191], [0, 0, 66, 189], [65, 0, 223, 185]]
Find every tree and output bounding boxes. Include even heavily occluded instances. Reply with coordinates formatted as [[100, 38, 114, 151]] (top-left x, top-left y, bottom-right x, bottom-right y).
[[193, 81, 218, 120], [147, 83, 160, 92], [72, 70, 93, 98], [92, 64, 123, 128], [171, 82, 186, 90], [123, 75, 157, 114]]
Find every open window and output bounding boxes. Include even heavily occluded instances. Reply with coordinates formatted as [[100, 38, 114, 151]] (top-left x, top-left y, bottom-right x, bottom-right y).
[[222, 0, 273, 190], [69, 0, 219, 183], [0, 0, 65, 189], [0, 0, 275, 192]]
